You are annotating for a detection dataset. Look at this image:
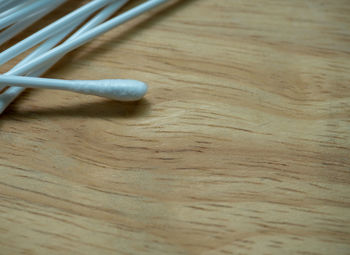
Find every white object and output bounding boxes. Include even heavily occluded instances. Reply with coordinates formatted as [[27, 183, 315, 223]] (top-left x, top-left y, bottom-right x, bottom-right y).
[[0, 0, 66, 46], [17, 0, 130, 74], [0, 0, 55, 30], [0, 0, 114, 65], [0, 0, 131, 113], [0, 0, 24, 14], [1, 0, 168, 70], [0, 0, 35, 19], [0, 75, 148, 101], [0, 0, 170, 114]]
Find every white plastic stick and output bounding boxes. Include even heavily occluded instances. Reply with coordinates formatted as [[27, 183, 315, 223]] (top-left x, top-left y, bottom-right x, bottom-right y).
[[0, 0, 35, 19], [12, 10, 92, 71], [20, 0, 130, 74], [69, 0, 130, 41], [0, 0, 56, 30], [5, 0, 169, 75], [0, 0, 24, 14], [0, 0, 9, 6], [0, 0, 168, 113], [0, 1, 127, 113], [0, 0, 66, 46], [0, 75, 148, 101], [0, 1, 131, 113], [0, 0, 114, 65]]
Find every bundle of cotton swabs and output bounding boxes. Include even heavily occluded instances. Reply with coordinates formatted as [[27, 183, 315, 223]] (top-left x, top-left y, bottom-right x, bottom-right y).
[[0, 0, 168, 114]]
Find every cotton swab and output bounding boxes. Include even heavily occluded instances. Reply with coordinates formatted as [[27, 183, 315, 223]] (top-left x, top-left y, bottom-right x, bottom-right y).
[[0, 0, 132, 113], [0, 0, 57, 30], [0, 0, 114, 65], [0, 0, 169, 114], [4, 0, 129, 79], [0, 1, 131, 113], [1, 0, 167, 88], [15, 0, 130, 74], [0, 1, 66, 46], [0, 0, 34, 19], [68, 0, 130, 40], [5, 0, 169, 76], [0, 0, 24, 14], [12, 9, 93, 72], [0, 75, 148, 101]]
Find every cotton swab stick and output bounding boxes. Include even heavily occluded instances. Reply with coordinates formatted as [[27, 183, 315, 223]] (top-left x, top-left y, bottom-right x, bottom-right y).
[[0, 1, 130, 112], [0, 0, 24, 14], [0, 75, 148, 101], [1, 0, 166, 87], [6, 0, 129, 78], [0, 17, 87, 111], [0, 0, 66, 46], [0, 0, 9, 6], [16, 0, 130, 74], [0, 1, 131, 113], [0, 0, 169, 113], [0, 0, 75, 89], [12, 10, 93, 72], [0, 0, 35, 19], [68, 0, 130, 41], [5, 0, 169, 76], [0, 0, 114, 65], [0, 0, 57, 30]]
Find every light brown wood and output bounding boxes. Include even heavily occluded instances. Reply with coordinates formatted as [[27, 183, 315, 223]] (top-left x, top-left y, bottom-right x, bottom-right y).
[[1, 0, 350, 254]]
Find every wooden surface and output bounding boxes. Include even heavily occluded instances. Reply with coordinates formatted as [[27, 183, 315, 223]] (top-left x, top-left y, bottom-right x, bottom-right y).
[[1, 0, 350, 254]]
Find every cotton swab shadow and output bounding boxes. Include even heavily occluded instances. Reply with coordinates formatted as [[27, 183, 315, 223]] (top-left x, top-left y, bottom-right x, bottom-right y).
[[1, 92, 151, 119]]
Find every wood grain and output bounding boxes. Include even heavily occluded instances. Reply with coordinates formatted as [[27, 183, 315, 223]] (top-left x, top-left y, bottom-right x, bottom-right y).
[[1, 0, 350, 254]]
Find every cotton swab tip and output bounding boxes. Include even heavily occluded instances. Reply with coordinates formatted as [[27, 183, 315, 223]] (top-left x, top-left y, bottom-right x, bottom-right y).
[[0, 75, 148, 102], [72, 79, 148, 101]]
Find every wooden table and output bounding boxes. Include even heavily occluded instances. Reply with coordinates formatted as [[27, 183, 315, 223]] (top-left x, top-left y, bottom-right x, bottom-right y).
[[1, 0, 349, 254]]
